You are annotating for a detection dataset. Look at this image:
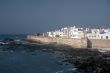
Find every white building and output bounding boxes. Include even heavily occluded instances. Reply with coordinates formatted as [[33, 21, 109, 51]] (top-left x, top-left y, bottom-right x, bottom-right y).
[[68, 26, 85, 39], [46, 26, 110, 39], [98, 33, 110, 39], [53, 30, 64, 37], [86, 29, 110, 39], [47, 32, 53, 37], [60, 27, 69, 38], [86, 33, 98, 39], [47, 30, 64, 37], [86, 29, 100, 39]]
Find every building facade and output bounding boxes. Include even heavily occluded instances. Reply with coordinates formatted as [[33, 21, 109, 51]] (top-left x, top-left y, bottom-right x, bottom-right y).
[[46, 26, 110, 39]]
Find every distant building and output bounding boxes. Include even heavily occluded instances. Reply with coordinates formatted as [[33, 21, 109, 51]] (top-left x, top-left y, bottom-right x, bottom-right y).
[[86, 29, 100, 39], [98, 33, 110, 39], [86, 28, 110, 39], [47, 32, 53, 37], [68, 26, 84, 39], [60, 27, 69, 38], [46, 26, 110, 39]]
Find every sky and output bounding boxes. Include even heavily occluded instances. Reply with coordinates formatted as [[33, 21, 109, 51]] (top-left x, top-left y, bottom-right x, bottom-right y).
[[0, 0, 110, 34]]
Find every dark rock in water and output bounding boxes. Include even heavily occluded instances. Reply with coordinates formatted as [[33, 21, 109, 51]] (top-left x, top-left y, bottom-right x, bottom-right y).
[[0, 38, 24, 46], [2, 38, 14, 42]]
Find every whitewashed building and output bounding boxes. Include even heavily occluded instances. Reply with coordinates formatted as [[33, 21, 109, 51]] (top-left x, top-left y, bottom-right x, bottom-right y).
[[98, 29, 110, 39], [47, 32, 53, 37], [46, 26, 110, 39], [86, 29, 110, 39], [68, 26, 85, 39], [60, 27, 69, 38], [86, 29, 100, 39], [53, 30, 63, 37], [98, 33, 110, 39]]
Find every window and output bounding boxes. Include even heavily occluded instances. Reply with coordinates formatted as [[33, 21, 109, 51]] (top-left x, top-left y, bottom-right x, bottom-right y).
[[106, 36, 108, 39], [101, 36, 103, 39]]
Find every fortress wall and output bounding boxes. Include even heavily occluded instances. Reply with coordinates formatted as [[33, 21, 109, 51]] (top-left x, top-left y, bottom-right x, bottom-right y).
[[27, 35, 110, 48], [27, 35, 86, 48], [89, 39, 110, 48]]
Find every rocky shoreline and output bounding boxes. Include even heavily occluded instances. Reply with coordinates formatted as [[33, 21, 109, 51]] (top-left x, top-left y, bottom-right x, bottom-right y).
[[1, 39, 110, 73], [24, 40, 110, 73]]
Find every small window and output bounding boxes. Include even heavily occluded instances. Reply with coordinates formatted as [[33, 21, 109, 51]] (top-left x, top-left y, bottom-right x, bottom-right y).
[[106, 36, 108, 39], [101, 36, 103, 39]]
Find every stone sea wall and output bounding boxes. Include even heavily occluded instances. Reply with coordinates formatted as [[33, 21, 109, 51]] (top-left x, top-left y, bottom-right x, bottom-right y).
[[27, 35, 110, 48], [27, 35, 87, 48], [89, 39, 110, 48]]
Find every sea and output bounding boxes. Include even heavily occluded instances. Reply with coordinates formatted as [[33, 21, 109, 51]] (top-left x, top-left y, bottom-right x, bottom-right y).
[[0, 34, 76, 73]]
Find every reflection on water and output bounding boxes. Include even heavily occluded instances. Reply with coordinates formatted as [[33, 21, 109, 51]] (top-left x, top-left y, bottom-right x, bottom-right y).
[[0, 45, 74, 73]]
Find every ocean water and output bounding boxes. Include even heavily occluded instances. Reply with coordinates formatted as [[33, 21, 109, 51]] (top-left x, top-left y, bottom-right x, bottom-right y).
[[0, 34, 27, 40], [0, 49, 75, 73], [0, 34, 75, 73]]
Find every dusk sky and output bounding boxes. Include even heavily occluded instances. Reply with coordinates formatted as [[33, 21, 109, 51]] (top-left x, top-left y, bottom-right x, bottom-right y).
[[0, 0, 110, 34]]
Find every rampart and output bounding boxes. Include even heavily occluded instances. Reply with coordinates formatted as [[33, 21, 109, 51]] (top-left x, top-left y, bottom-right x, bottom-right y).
[[89, 39, 110, 48], [27, 35, 110, 48], [27, 35, 87, 48]]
